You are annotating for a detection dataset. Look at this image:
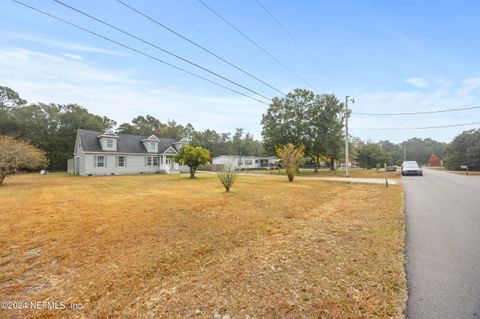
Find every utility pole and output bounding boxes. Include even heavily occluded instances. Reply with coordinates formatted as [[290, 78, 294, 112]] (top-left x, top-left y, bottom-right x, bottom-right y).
[[345, 96, 354, 177], [403, 143, 406, 161]]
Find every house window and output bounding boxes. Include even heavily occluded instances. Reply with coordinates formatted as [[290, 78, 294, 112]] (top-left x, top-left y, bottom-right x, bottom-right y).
[[150, 142, 156, 151], [106, 139, 114, 149], [117, 156, 126, 167], [245, 159, 253, 165], [255, 159, 259, 164], [166, 157, 171, 165], [145, 156, 159, 166], [96, 155, 105, 168], [238, 159, 243, 165]]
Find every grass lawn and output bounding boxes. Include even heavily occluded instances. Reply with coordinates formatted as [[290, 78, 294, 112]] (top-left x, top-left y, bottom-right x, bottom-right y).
[[243, 168, 401, 179], [428, 166, 480, 176], [0, 173, 406, 318]]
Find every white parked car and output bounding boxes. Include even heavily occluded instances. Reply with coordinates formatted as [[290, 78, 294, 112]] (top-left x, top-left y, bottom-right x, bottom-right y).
[[401, 161, 423, 176]]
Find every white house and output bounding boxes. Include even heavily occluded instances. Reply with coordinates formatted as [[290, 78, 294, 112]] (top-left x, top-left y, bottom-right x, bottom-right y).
[[67, 129, 189, 176], [212, 155, 278, 170]]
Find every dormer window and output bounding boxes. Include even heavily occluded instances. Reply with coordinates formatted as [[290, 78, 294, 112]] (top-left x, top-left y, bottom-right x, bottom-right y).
[[97, 130, 119, 151], [141, 135, 159, 153]]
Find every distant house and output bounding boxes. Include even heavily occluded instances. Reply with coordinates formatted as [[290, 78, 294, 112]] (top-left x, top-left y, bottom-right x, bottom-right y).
[[67, 129, 189, 176], [428, 154, 442, 167], [212, 155, 278, 170]]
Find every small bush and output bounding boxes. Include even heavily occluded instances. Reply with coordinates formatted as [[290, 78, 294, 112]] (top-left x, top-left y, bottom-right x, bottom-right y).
[[217, 160, 239, 192]]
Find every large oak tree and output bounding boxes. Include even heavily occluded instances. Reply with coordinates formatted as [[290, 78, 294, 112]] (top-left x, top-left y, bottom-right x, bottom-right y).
[[262, 89, 345, 169]]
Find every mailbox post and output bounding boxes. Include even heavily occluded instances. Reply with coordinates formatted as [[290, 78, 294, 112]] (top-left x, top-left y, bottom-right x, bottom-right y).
[[460, 165, 469, 175]]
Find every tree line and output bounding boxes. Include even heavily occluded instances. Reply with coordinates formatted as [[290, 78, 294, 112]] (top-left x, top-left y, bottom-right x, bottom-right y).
[[353, 133, 480, 171], [1, 85, 477, 172], [0, 86, 265, 170], [116, 115, 266, 158], [443, 129, 480, 170], [353, 138, 448, 169]]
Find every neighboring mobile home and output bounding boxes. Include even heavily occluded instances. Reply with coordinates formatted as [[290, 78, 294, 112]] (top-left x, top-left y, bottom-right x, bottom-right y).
[[212, 155, 278, 170], [67, 129, 189, 176]]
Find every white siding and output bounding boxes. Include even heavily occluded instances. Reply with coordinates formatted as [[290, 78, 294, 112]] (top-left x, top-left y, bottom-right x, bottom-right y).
[[82, 154, 159, 176], [75, 143, 87, 175], [212, 156, 260, 169], [212, 156, 278, 169]]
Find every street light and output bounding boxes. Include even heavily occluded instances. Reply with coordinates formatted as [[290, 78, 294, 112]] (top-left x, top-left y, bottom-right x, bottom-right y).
[[345, 96, 354, 177]]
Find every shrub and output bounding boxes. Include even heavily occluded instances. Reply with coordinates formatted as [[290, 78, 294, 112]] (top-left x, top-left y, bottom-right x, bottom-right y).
[[173, 145, 211, 178], [276, 144, 305, 182], [216, 160, 239, 192], [0, 135, 47, 185]]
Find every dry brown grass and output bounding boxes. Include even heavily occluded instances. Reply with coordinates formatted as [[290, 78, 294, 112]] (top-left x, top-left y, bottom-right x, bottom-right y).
[[244, 168, 401, 179], [451, 171, 480, 176], [428, 166, 480, 176], [0, 173, 406, 318]]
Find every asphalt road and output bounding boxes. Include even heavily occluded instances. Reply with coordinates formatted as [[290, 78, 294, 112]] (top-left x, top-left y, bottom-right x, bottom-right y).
[[404, 168, 480, 318]]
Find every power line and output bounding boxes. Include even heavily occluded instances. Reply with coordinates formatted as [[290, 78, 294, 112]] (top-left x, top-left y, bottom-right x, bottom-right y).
[[11, 0, 269, 105], [351, 122, 480, 131], [113, 0, 286, 97], [254, 0, 323, 71], [353, 105, 480, 116], [196, 0, 315, 90], [51, 0, 271, 101]]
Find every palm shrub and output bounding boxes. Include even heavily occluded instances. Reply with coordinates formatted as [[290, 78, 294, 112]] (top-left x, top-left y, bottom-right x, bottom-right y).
[[276, 143, 305, 182]]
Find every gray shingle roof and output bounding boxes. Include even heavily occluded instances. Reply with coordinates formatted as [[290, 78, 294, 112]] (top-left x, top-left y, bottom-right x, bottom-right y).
[[78, 129, 179, 154]]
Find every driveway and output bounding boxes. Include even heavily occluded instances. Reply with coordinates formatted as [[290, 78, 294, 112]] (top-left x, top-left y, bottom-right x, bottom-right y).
[[404, 168, 480, 318]]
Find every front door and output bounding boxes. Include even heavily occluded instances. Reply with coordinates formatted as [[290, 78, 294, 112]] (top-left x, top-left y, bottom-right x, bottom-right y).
[[165, 156, 174, 171], [165, 157, 174, 171]]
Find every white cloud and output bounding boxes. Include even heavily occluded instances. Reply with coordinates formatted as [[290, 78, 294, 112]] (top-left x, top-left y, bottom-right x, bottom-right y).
[[0, 47, 266, 136], [1, 32, 126, 56], [61, 53, 84, 60], [457, 77, 480, 95], [405, 77, 429, 88]]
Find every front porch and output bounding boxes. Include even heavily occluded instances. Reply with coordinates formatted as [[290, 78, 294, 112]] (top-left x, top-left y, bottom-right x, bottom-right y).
[[158, 153, 183, 174], [158, 154, 189, 174]]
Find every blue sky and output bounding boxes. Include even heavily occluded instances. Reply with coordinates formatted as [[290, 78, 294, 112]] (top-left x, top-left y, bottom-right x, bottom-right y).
[[1, 0, 480, 142]]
